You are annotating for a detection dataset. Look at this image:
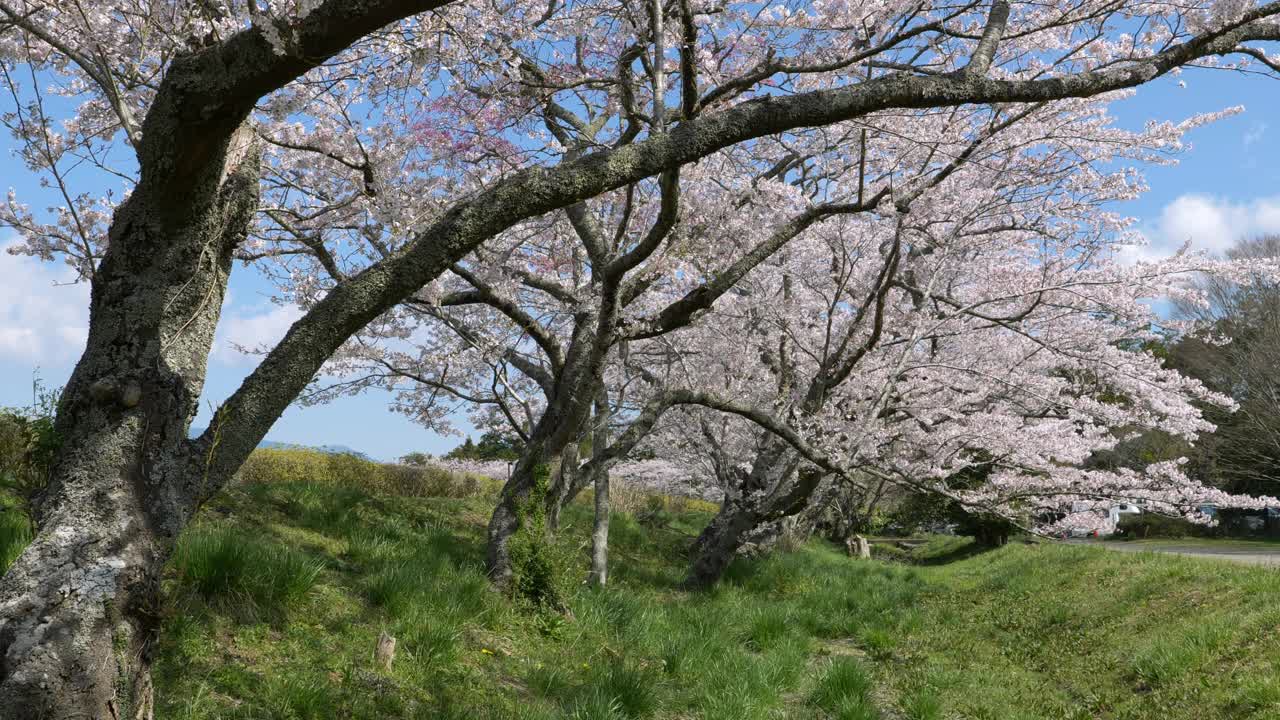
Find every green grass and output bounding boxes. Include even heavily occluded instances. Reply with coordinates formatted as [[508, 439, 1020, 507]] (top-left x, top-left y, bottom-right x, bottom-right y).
[[877, 544, 1280, 719], [170, 526, 325, 622], [0, 507, 30, 573], [810, 658, 877, 719], [153, 478, 1280, 719], [1110, 537, 1280, 550]]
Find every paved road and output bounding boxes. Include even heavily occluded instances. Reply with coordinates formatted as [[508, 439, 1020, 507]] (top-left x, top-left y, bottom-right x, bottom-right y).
[[1080, 541, 1280, 567]]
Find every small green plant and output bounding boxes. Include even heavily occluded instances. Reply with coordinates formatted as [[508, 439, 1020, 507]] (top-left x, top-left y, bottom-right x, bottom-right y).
[[859, 627, 897, 660], [171, 527, 323, 619], [577, 658, 661, 718], [567, 689, 625, 720], [363, 559, 441, 615], [507, 463, 571, 609], [528, 663, 571, 697], [742, 607, 793, 651], [810, 658, 878, 720], [902, 687, 943, 720]]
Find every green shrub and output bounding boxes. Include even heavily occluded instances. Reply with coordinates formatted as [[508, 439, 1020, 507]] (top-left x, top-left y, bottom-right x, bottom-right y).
[[0, 378, 61, 524], [399, 451, 433, 467], [238, 448, 337, 485], [1117, 514, 1214, 540], [326, 452, 370, 487], [172, 527, 323, 619], [508, 464, 573, 609]]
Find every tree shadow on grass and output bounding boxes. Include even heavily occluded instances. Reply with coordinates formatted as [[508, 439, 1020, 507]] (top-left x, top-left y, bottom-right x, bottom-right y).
[[909, 537, 1012, 566]]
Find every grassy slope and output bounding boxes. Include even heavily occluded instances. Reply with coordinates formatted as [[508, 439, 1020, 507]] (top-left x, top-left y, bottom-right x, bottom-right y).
[[1108, 538, 1280, 550], [154, 479, 1280, 720], [884, 544, 1280, 719]]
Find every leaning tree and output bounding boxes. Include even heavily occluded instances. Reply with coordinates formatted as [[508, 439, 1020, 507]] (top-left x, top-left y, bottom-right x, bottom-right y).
[[3, 0, 1280, 715], [638, 97, 1280, 586], [279, 46, 1279, 592], [661, 194, 1280, 585]]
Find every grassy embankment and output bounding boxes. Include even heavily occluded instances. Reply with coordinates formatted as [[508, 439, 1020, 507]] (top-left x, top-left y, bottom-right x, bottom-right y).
[[1109, 537, 1280, 551], [3, 449, 1279, 719]]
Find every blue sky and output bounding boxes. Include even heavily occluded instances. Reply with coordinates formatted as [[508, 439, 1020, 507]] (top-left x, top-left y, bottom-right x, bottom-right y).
[[2, 67, 1279, 461]]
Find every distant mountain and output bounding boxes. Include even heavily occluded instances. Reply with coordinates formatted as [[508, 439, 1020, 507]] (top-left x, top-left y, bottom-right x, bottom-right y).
[[189, 427, 372, 461]]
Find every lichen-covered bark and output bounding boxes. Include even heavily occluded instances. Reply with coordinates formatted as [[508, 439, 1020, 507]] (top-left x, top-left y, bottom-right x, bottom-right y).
[[0, 122, 259, 720], [545, 442, 578, 532], [0, 7, 462, 715]]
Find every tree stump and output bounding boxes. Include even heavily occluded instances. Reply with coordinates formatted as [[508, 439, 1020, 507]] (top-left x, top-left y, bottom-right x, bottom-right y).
[[375, 631, 397, 671], [849, 535, 870, 559]]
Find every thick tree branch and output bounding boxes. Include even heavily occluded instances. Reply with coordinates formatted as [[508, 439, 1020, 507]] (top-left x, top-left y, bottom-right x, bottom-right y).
[[141, 0, 458, 192]]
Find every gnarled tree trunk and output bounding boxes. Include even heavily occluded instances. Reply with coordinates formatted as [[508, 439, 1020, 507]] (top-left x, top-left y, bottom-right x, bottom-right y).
[[683, 439, 826, 589], [0, 125, 259, 719], [486, 437, 558, 590], [486, 306, 613, 587], [683, 502, 765, 589]]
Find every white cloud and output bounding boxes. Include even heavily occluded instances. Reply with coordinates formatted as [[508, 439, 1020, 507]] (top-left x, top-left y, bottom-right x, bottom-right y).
[[1128, 194, 1280, 263], [212, 302, 304, 366], [0, 240, 90, 364]]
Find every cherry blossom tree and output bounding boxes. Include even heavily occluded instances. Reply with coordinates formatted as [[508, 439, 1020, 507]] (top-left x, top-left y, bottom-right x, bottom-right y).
[[632, 150, 1280, 586], [3, 0, 1280, 715]]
